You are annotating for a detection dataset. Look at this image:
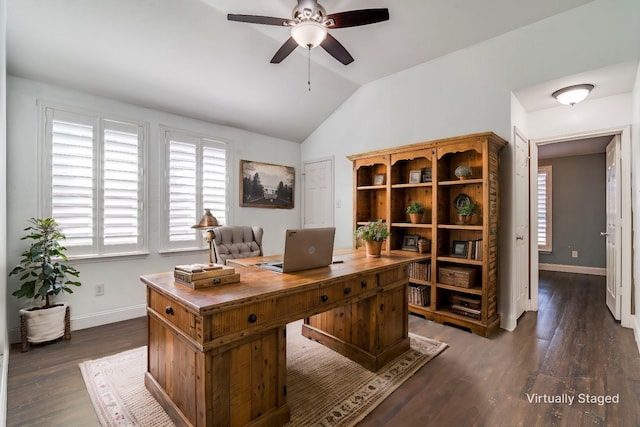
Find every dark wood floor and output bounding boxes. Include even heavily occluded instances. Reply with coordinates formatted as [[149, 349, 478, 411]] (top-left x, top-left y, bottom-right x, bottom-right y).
[[7, 271, 640, 426]]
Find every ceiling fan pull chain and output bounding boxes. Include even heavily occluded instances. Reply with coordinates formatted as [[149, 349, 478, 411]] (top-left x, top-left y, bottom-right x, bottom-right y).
[[307, 45, 312, 92]]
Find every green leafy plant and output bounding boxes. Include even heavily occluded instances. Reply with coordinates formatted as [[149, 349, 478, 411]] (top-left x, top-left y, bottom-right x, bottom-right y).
[[456, 199, 478, 216], [406, 202, 425, 215], [9, 218, 81, 308], [354, 220, 390, 242]]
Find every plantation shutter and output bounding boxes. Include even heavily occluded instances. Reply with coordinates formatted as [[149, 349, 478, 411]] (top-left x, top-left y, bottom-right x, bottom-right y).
[[168, 140, 197, 242], [45, 106, 146, 257], [165, 131, 228, 249], [203, 142, 227, 226], [51, 115, 95, 249], [537, 166, 552, 252], [103, 120, 142, 247]]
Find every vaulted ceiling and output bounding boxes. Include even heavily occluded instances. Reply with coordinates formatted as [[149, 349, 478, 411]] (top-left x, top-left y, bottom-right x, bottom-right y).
[[7, 0, 607, 142]]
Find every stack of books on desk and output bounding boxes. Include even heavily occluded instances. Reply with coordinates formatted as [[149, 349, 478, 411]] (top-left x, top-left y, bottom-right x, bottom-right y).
[[174, 264, 240, 289]]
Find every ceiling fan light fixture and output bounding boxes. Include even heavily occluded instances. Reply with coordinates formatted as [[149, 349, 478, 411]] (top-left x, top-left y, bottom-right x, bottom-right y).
[[291, 21, 327, 48], [552, 84, 594, 106]]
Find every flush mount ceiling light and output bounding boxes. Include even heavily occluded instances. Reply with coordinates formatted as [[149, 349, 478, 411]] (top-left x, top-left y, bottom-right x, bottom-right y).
[[552, 84, 594, 106]]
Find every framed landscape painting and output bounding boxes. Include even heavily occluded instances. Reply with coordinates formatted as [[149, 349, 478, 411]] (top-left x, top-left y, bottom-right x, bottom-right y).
[[240, 160, 295, 209]]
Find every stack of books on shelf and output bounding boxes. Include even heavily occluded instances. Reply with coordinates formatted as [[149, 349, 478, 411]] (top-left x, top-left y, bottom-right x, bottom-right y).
[[450, 295, 481, 320], [409, 260, 431, 281], [409, 284, 430, 306], [174, 264, 240, 289], [466, 239, 483, 261]]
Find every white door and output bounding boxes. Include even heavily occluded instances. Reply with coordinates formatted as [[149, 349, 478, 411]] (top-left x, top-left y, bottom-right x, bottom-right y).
[[605, 136, 621, 320], [302, 157, 334, 228], [514, 128, 530, 318]]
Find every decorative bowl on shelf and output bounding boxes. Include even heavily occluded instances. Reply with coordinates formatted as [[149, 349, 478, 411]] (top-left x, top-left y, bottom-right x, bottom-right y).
[[454, 165, 472, 180]]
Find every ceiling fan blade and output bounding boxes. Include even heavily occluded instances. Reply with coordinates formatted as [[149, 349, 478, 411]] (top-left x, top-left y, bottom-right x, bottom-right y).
[[320, 34, 354, 65], [271, 37, 299, 64], [326, 8, 389, 28], [227, 14, 292, 26]]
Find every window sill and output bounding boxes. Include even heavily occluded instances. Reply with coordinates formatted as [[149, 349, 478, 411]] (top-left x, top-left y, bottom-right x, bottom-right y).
[[67, 251, 150, 264], [158, 247, 209, 256]]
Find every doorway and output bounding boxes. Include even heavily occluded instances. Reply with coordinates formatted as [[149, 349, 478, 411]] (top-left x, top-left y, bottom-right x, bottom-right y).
[[529, 128, 632, 328]]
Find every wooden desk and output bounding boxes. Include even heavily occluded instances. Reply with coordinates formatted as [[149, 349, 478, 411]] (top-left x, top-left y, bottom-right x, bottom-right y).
[[141, 249, 429, 427]]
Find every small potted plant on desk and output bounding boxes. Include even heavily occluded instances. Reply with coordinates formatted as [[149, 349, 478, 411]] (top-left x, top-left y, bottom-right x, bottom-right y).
[[9, 218, 81, 352], [354, 220, 390, 258], [455, 199, 478, 225], [406, 202, 425, 224]]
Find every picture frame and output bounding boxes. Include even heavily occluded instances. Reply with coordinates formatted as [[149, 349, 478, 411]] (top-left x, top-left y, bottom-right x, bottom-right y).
[[373, 173, 386, 186], [402, 234, 420, 251], [451, 240, 468, 257], [421, 167, 432, 183], [240, 160, 295, 209], [408, 170, 421, 184]]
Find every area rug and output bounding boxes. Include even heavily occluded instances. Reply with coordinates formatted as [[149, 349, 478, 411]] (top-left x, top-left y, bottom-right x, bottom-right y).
[[79, 321, 447, 427]]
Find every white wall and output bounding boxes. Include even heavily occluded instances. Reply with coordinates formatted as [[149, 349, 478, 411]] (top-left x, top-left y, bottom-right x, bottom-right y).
[[527, 93, 632, 140], [632, 64, 640, 351], [301, 0, 640, 329], [6, 77, 301, 341], [1, 0, 8, 421]]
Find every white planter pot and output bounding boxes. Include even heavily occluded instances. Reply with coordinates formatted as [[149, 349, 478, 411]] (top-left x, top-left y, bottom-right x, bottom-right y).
[[19, 303, 70, 351]]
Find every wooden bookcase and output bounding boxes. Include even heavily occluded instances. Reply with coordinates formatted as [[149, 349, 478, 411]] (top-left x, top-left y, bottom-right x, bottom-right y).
[[348, 132, 507, 336]]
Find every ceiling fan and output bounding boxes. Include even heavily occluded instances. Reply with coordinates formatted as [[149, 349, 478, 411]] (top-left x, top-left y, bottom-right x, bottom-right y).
[[228, 0, 389, 65]]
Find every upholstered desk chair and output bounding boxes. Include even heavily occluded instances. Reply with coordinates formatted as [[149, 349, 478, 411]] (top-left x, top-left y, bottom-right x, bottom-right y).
[[212, 225, 263, 265]]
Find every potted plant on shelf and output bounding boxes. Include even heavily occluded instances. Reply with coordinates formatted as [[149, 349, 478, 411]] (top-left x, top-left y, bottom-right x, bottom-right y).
[[9, 218, 81, 351], [455, 198, 478, 225], [354, 220, 390, 258], [406, 202, 425, 224]]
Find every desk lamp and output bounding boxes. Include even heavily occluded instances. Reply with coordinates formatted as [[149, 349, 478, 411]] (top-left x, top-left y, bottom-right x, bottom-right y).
[[192, 209, 219, 266]]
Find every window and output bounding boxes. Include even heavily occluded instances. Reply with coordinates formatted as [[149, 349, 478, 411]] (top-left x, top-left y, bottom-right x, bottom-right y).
[[43, 106, 146, 257], [164, 129, 227, 250], [537, 165, 552, 252]]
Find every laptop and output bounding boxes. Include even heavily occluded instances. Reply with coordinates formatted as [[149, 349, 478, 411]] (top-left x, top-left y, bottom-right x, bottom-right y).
[[258, 227, 336, 273]]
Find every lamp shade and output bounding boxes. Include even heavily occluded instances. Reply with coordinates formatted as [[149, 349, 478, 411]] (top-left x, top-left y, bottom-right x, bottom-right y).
[[192, 208, 219, 229], [552, 84, 594, 106], [291, 21, 327, 48]]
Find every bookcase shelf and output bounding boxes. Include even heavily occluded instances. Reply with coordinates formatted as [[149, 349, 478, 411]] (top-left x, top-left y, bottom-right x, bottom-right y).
[[348, 132, 506, 336]]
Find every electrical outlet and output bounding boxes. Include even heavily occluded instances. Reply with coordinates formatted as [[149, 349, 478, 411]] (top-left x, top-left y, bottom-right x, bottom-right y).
[[95, 283, 105, 296], [571, 250, 578, 258]]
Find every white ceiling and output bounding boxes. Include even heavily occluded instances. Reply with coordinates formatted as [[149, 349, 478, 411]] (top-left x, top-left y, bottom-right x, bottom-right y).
[[7, 0, 625, 143]]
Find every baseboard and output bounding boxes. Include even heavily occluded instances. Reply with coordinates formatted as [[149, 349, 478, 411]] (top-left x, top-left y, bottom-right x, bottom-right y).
[[70, 304, 147, 331], [9, 304, 146, 344], [633, 315, 640, 355], [500, 312, 517, 331], [538, 263, 606, 276], [1, 332, 9, 426]]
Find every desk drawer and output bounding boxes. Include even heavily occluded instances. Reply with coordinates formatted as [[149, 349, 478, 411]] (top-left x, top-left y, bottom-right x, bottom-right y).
[[209, 273, 380, 338], [210, 299, 278, 337], [342, 273, 377, 298], [148, 289, 200, 341], [275, 273, 377, 317]]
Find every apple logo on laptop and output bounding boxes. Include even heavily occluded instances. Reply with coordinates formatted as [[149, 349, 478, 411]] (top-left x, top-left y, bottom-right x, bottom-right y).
[[308, 246, 316, 255]]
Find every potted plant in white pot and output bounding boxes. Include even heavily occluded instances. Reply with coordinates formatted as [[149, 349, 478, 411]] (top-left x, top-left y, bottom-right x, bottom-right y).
[[9, 218, 81, 351], [354, 220, 390, 257]]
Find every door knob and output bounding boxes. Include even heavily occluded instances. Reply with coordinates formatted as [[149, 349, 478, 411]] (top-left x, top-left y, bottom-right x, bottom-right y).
[[600, 231, 608, 237], [516, 235, 524, 241]]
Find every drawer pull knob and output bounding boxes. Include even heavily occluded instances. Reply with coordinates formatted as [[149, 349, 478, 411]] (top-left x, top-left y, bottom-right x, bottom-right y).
[[344, 287, 351, 295], [321, 295, 329, 303], [361, 280, 367, 288], [248, 314, 258, 323], [165, 306, 174, 316]]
